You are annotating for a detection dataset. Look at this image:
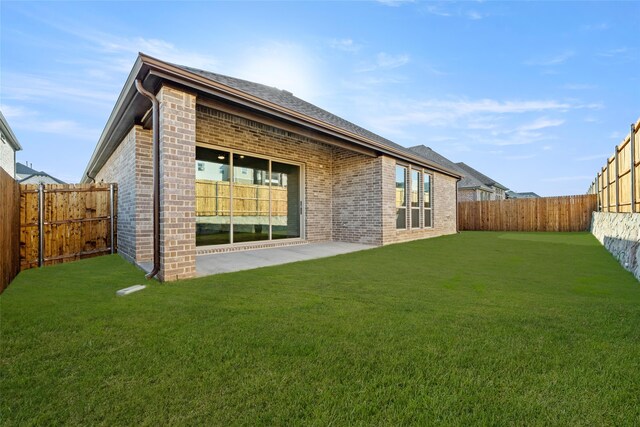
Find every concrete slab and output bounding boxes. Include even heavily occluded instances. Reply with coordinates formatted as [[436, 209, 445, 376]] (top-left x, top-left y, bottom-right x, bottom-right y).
[[196, 242, 375, 276]]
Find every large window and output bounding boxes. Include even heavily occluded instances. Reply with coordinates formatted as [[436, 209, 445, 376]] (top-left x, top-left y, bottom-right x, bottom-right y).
[[423, 173, 432, 228], [195, 147, 302, 246], [396, 165, 407, 229], [411, 169, 420, 228]]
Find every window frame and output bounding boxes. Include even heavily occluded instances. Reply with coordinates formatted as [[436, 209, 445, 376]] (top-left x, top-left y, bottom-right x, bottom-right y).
[[422, 171, 433, 229], [195, 143, 306, 246], [395, 164, 408, 230], [410, 168, 421, 229]]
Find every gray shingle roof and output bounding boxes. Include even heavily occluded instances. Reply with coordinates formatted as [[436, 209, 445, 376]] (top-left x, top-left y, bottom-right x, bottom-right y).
[[15, 162, 65, 184], [408, 145, 490, 190], [173, 64, 429, 163], [456, 162, 508, 190]]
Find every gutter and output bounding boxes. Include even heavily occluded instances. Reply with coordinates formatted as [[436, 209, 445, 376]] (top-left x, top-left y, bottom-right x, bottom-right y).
[[134, 79, 160, 280]]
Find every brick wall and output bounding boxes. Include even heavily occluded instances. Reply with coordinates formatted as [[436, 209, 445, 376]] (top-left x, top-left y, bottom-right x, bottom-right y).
[[332, 150, 383, 245], [157, 86, 197, 281], [95, 126, 136, 262], [381, 156, 458, 245], [458, 189, 477, 202], [196, 105, 334, 242], [95, 125, 153, 264]]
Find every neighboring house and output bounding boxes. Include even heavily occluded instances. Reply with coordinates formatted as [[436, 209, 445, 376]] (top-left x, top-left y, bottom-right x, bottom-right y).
[[455, 162, 508, 201], [506, 190, 540, 199], [16, 162, 66, 184], [0, 110, 22, 178], [82, 53, 462, 281], [409, 145, 499, 202]]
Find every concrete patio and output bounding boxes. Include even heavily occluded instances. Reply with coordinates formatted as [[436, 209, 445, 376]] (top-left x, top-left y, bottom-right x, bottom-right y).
[[196, 242, 375, 276]]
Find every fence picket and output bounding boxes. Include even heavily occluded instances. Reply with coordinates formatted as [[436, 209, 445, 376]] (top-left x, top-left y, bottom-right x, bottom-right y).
[[458, 194, 597, 232]]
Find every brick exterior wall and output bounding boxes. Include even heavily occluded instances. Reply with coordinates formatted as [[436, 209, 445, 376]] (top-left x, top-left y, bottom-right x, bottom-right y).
[[332, 150, 383, 245], [157, 86, 197, 281], [95, 125, 153, 264], [95, 90, 459, 281], [458, 189, 477, 202], [381, 156, 458, 245], [196, 105, 334, 242]]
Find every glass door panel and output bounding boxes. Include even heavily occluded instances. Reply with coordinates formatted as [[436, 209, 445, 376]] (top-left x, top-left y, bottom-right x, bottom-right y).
[[195, 147, 231, 246], [232, 154, 270, 243], [271, 162, 300, 239]]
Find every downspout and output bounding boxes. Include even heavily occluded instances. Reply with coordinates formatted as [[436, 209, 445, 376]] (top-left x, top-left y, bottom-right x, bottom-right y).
[[134, 79, 160, 280], [455, 177, 460, 233]]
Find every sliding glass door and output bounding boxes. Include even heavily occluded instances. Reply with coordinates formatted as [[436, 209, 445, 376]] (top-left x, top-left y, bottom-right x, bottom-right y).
[[195, 147, 302, 246]]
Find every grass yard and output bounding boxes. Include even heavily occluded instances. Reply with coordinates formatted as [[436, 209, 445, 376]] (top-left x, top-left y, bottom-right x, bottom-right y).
[[2, 232, 639, 425]]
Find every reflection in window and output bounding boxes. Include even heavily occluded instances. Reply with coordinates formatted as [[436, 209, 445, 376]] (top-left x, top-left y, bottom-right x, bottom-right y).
[[411, 169, 420, 229], [396, 165, 407, 229], [195, 148, 231, 246], [424, 173, 432, 228], [232, 154, 269, 243], [195, 147, 301, 246]]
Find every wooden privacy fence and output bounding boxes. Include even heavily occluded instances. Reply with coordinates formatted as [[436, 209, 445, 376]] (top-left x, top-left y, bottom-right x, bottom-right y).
[[20, 183, 117, 270], [458, 194, 598, 232], [195, 180, 288, 216], [587, 118, 640, 212], [1, 169, 20, 292]]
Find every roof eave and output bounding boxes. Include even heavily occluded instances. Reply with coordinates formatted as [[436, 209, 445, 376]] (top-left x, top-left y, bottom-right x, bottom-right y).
[[84, 53, 462, 181], [81, 56, 146, 183], [0, 111, 22, 151]]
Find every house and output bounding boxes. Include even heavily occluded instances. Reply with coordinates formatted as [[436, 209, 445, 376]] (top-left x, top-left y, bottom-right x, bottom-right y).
[[455, 162, 508, 201], [409, 145, 504, 202], [0, 110, 22, 178], [506, 190, 540, 199], [82, 53, 461, 281], [15, 162, 66, 184]]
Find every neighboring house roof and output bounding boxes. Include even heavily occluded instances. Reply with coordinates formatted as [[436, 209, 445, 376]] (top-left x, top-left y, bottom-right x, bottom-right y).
[[455, 162, 508, 191], [506, 190, 540, 199], [408, 145, 491, 191], [0, 110, 22, 151], [82, 53, 461, 183], [15, 162, 66, 184]]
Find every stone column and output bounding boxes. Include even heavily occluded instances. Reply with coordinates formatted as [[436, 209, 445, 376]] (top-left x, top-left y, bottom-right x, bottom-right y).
[[157, 85, 197, 281]]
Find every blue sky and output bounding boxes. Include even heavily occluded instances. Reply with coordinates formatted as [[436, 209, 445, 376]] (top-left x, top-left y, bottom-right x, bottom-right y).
[[1, 1, 638, 196]]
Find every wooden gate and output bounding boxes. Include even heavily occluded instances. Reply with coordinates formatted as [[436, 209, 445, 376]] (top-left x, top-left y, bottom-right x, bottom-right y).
[[20, 183, 117, 270]]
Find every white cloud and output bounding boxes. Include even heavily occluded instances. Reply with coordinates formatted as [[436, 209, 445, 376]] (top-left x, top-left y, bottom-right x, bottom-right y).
[[517, 118, 565, 132], [576, 154, 607, 162], [376, 52, 410, 69], [598, 47, 630, 57], [582, 23, 609, 31], [329, 38, 361, 52], [504, 154, 536, 160], [466, 10, 486, 20], [424, 4, 452, 17], [376, 0, 415, 6], [0, 104, 31, 120], [2, 72, 117, 107], [525, 51, 574, 66], [562, 83, 597, 90], [356, 52, 410, 72], [542, 175, 593, 182]]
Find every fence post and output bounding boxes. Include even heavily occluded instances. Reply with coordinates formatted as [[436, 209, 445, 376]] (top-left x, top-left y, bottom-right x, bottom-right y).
[[603, 167, 611, 212], [109, 183, 115, 254], [38, 183, 44, 267], [631, 123, 636, 213], [614, 147, 619, 212]]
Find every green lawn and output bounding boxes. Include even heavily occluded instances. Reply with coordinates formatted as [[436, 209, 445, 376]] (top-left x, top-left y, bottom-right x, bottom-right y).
[[2, 232, 639, 425]]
